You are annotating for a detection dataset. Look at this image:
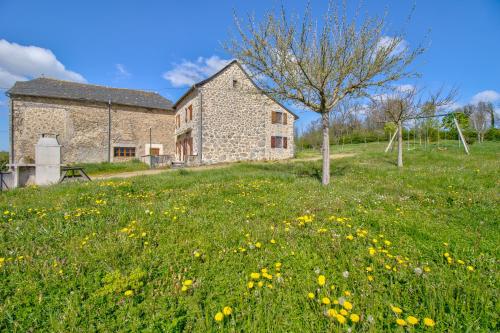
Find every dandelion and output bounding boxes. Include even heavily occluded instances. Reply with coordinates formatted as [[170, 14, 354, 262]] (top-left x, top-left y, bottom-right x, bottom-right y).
[[424, 266, 431, 273], [182, 280, 193, 286], [322, 297, 331, 305], [384, 240, 392, 246], [307, 292, 315, 299], [396, 318, 406, 326], [214, 312, 224, 322], [443, 252, 450, 257], [343, 301, 353, 310], [181, 286, 188, 292], [346, 235, 354, 241], [124, 290, 134, 297], [326, 309, 337, 317], [250, 272, 260, 280], [340, 309, 348, 316], [423, 318, 435, 327], [407, 316, 419, 325], [343, 290, 351, 296], [368, 275, 374, 281], [318, 275, 326, 286], [223, 306, 232, 316], [270, 239, 276, 244], [336, 314, 347, 324], [350, 313, 360, 323], [457, 259, 465, 265], [255, 242, 262, 248], [258, 281, 264, 288], [247, 281, 254, 289], [391, 306, 403, 314], [467, 266, 475, 271]]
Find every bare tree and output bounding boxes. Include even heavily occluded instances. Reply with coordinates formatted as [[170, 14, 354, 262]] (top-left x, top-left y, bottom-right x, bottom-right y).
[[372, 86, 456, 167], [226, 2, 423, 185], [470, 102, 492, 142]]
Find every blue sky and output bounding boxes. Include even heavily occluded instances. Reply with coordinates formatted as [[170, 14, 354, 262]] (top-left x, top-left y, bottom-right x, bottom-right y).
[[0, 0, 499, 150]]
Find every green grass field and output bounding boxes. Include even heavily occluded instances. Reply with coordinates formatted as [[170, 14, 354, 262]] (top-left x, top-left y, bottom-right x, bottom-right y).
[[0, 142, 498, 332], [71, 159, 150, 176]]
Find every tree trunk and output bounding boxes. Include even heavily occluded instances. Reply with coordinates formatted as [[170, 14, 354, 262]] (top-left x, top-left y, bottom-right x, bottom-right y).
[[321, 112, 330, 185], [397, 120, 403, 168]]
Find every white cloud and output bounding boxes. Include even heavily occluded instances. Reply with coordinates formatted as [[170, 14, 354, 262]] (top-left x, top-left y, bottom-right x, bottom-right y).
[[471, 90, 500, 104], [115, 63, 131, 78], [162, 56, 231, 87], [377, 36, 409, 56], [0, 39, 85, 87], [396, 84, 415, 93]]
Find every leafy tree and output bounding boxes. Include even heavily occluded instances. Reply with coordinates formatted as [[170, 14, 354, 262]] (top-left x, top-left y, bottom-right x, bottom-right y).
[[226, 1, 423, 185]]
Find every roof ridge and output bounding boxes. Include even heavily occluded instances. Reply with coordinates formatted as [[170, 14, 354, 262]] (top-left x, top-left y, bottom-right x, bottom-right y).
[[28, 77, 161, 95]]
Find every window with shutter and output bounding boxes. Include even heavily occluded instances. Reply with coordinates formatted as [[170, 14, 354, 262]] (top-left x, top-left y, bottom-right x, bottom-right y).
[[188, 105, 193, 121], [271, 136, 276, 148], [271, 111, 277, 124], [283, 137, 288, 149], [283, 113, 288, 125]]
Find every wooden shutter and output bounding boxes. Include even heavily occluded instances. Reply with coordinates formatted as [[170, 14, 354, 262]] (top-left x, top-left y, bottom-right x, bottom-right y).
[[283, 113, 287, 125], [271, 136, 276, 148], [271, 111, 277, 124], [188, 105, 193, 120], [283, 137, 288, 149]]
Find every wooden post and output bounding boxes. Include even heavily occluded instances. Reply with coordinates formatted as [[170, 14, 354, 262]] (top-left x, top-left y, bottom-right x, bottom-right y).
[[454, 116, 470, 155], [385, 128, 399, 153]]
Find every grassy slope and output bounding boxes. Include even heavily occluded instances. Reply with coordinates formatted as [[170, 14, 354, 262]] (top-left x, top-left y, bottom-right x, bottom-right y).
[[0, 142, 498, 332], [71, 159, 150, 176]]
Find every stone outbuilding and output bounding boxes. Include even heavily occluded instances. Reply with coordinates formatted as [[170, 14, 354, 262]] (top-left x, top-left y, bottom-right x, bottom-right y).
[[7, 78, 175, 164], [173, 60, 298, 165]]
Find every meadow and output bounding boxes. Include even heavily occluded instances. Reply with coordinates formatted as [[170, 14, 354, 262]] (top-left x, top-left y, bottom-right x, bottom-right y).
[[0, 142, 498, 332]]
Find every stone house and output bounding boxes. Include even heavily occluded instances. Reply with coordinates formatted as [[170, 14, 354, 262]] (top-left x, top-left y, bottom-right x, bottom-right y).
[[7, 78, 175, 164], [173, 60, 298, 165], [7, 60, 298, 167]]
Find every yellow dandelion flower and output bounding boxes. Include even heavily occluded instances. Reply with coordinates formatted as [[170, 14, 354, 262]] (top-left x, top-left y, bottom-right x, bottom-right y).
[[407, 316, 418, 325], [322, 297, 331, 305], [391, 306, 403, 314], [344, 290, 351, 296], [423, 318, 435, 327], [443, 252, 450, 257], [368, 275, 374, 281], [257, 281, 264, 288], [467, 266, 474, 271], [250, 272, 260, 280], [307, 292, 315, 299], [340, 309, 348, 316], [384, 240, 392, 246], [223, 306, 232, 316], [247, 281, 254, 289], [327, 309, 337, 317], [270, 239, 276, 244], [343, 301, 353, 310], [181, 286, 188, 292], [336, 314, 346, 324], [318, 275, 326, 286], [124, 290, 134, 297], [396, 318, 406, 326], [424, 266, 431, 272], [255, 242, 262, 248], [346, 235, 354, 241], [214, 312, 224, 322], [350, 313, 360, 323]]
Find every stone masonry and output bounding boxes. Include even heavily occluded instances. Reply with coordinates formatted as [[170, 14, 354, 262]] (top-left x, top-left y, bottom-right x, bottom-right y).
[[174, 61, 296, 165], [11, 96, 175, 164]]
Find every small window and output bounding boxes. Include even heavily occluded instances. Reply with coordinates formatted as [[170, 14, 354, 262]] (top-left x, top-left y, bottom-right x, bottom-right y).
[[271, 136, 288, 149], [232, 79, 239, 88], [272, 111, 288, 125], [114, 147, 136, 157]]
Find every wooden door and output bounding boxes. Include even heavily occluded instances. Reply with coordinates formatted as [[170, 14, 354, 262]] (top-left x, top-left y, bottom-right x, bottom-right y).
[[150, 148, 160, 156]]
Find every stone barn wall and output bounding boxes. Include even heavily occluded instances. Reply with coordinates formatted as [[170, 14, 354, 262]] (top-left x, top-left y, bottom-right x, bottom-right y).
[[11, 96, 175, 164]]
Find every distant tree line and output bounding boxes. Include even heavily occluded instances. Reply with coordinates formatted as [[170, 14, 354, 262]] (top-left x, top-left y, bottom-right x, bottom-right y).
[[296, 100, 499, 150]]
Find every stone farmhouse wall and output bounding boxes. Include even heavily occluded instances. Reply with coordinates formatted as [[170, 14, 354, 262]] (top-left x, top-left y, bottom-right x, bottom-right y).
[[11, 96, 175, 164], [173, 62, 295, 165]]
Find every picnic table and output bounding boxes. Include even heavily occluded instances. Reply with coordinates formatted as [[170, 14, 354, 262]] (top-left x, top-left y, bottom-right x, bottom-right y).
[[59, 166, 92, 183]]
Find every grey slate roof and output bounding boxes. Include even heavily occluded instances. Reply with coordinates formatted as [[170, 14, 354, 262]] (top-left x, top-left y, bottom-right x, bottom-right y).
[[7, 77, 173, 110]]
